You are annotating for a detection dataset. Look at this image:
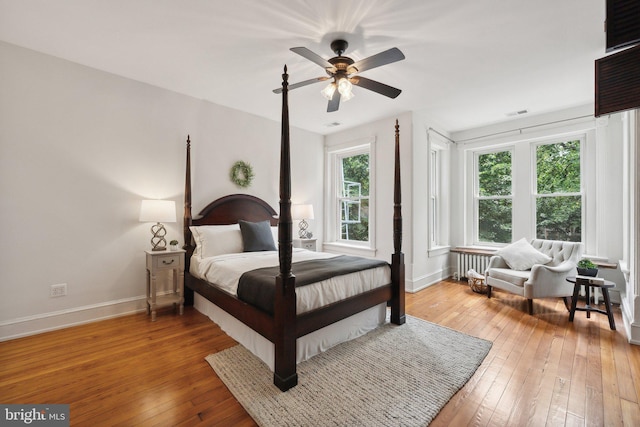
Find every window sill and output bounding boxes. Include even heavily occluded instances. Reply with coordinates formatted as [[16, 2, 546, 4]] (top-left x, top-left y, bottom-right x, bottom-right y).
[[322, 242, 377, 258], [451, 245, 499, 255]]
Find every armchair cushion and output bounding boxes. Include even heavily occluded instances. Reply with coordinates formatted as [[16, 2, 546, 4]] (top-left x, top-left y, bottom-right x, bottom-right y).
[[486, 267, 529, 287], [495, 238, 552, 271]]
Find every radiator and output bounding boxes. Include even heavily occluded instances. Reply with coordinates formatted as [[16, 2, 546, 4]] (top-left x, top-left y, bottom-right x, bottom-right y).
[[457, 253, 492, 279]]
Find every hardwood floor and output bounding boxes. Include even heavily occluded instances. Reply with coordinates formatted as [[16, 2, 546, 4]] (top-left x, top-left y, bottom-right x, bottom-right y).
[[1, 279, 639, 426]]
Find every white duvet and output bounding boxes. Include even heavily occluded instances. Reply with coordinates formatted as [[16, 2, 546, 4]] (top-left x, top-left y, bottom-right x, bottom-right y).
[[190, 248, 391, 314]]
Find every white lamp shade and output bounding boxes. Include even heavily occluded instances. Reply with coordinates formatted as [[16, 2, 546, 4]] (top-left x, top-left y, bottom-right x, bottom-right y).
[[139, 200, 177, 223], [291, 204, 314, 220]]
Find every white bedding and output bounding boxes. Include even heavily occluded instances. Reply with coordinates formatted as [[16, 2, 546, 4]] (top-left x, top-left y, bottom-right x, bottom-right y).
[[195, 293, 386, 371], [190, 248, 391, 314]]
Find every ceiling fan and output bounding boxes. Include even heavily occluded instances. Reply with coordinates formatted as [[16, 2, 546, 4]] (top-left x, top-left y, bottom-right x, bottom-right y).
[[273, 39, 405, 112]]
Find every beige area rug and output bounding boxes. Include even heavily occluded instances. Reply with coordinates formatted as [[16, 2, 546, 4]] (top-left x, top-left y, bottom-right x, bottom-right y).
[[206, 315, 492, 427]]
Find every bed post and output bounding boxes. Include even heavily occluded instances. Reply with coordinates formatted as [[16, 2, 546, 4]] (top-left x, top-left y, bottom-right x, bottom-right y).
[[274, 65, 298, 391], [390, 120, 406, 325], [183, 135, 194, 306]]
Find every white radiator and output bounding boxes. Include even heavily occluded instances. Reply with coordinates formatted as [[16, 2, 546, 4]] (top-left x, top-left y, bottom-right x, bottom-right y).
[[457, 253, 492, 279]]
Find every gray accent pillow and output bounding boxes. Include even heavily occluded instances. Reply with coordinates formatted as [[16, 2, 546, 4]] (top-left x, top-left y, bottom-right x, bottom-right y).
[[239, 220, 277, 252]]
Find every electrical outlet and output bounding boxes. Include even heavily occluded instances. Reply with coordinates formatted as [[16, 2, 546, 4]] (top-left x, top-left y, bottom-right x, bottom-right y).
[[50, 283, 67, 297]]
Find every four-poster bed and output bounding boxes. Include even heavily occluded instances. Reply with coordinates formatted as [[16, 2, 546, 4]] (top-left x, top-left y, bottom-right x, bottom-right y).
[[182, 66, 405, 391]]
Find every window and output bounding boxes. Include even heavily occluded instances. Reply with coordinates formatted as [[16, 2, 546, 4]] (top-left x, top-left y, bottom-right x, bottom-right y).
[[465, 122, 593, 251], [535, 139, 582, 241], [339, 152, 370, 242], [476, 150, 513, 244], [430, 149, 438, 247], [325, 139, 375, 251], [427, 132, 450, 252]]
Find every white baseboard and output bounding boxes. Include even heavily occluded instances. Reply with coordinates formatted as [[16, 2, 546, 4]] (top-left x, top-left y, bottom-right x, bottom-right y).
[[408, 268, 450, 293], [0, 296, 149, 341], [620, 295, 640, 345]]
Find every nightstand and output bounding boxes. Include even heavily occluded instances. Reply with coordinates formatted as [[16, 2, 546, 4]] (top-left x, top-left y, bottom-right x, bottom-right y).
[[145, 249, 185, 321], [293, 239, 317, 251]]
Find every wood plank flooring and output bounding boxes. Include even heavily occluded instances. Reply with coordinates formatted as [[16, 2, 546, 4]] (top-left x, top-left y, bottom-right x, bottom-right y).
[[1, 279, 639, 426]]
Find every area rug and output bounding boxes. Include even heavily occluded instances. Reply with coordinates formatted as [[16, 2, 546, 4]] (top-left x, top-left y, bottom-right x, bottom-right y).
[[205, 315, 492, 426]]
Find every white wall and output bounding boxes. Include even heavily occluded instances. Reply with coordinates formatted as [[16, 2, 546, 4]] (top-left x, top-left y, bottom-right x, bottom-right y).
[[0, 41, 323, 340]]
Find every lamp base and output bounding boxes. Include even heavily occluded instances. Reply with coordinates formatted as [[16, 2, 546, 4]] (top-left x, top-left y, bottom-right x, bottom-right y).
[[150, 222, 168, 251], [298, 219, 309, 239]]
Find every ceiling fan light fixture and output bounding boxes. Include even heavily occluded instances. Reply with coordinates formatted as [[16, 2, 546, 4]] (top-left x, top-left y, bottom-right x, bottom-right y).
[[340, 88, 355, 102], [280, 40, 405, 112], [321, 83, 336, 100], [337, 77, 353, 97]]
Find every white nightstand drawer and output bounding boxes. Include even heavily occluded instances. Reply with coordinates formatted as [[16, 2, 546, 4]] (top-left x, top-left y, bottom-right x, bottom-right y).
[[294, 239, 317, 251], [149, 253, 183, 270]]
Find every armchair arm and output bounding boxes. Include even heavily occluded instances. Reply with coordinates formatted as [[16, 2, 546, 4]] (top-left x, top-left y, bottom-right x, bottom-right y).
[[486, 255, 508, 272], [524, 261, 577, 298]]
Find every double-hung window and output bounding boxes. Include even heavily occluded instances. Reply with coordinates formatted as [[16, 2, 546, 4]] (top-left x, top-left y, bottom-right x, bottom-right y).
[[427, 133, 450, 252], [470, 135, 585, 246], [534, 139, 582, 241], [326, 139, 375, 251], [476, 150, 513, 244], [430, 149, 439, 247], [338, 151, 370, 243]]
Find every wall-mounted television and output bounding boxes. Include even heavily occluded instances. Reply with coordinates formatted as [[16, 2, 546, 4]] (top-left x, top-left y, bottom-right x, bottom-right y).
[[606, 0, 640, 52]]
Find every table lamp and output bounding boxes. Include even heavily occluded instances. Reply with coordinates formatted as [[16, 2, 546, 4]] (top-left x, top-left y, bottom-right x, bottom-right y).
[[291, 204, 314, 239], [139, 199, 176, 251]]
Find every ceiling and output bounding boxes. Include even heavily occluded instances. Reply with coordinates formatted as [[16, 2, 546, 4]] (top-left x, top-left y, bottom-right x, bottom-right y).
[[0, 0, 605, 135]]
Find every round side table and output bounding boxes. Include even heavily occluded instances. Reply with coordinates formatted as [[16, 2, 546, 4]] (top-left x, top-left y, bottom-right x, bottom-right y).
[[566, 276, 615, 330]]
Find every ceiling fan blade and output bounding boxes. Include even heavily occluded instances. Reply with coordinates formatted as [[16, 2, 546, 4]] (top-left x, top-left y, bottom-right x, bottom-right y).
[[351, 76, 402, 98], [347, 47, 405, 74], [272, 76, 329, 94], [327, 91, 341, 112], [290, 47, 337, 72]]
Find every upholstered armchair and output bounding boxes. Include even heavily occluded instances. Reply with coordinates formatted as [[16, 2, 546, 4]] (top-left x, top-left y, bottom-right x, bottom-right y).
[[485, 238, 583, 314]]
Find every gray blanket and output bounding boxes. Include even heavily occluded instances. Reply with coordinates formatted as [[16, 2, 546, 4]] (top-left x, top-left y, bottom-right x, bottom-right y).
[[237, 255, 389, 315]]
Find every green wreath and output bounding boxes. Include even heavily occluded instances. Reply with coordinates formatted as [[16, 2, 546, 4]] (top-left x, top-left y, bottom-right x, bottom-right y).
[[230, 160, 254, 188]]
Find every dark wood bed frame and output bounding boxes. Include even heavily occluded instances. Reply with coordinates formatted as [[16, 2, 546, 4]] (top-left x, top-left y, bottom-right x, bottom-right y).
[[182, 66, 405, 391]]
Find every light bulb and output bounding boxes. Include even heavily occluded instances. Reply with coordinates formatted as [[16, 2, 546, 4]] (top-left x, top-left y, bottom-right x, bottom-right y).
[[337, 78, 353, 96], [340, 89, 355, 102], [321, 83, 336, 100]]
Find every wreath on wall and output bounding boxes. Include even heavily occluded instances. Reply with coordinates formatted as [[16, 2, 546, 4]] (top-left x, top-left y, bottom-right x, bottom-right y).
[[230, 160, 254, 188]]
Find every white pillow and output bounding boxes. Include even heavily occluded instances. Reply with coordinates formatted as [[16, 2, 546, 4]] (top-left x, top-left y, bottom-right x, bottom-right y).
[[190, 225, 243, 258], [496, 238, 552, 271]]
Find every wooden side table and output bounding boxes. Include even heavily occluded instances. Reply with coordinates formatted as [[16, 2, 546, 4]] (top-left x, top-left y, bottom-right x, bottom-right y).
[[145, 249, 185, 321], [567, 276, 616, 330]]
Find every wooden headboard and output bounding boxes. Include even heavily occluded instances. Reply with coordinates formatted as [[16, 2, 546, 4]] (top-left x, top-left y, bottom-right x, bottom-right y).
[[193, 194, 278, 227], [183, 193, 278, 251]]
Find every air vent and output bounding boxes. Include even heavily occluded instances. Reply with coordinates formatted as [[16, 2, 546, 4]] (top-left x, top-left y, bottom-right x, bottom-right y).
[[325, 122, 342, 127], [506, 109, 529, 117]]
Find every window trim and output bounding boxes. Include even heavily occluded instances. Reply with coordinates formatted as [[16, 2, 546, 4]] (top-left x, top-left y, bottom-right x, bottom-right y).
[[427, 132, 451, 254], [531, 137, 585, 242], [473, 147, 514, 246], [325, 137, 376, 256], [464, 127, 594, 250]]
